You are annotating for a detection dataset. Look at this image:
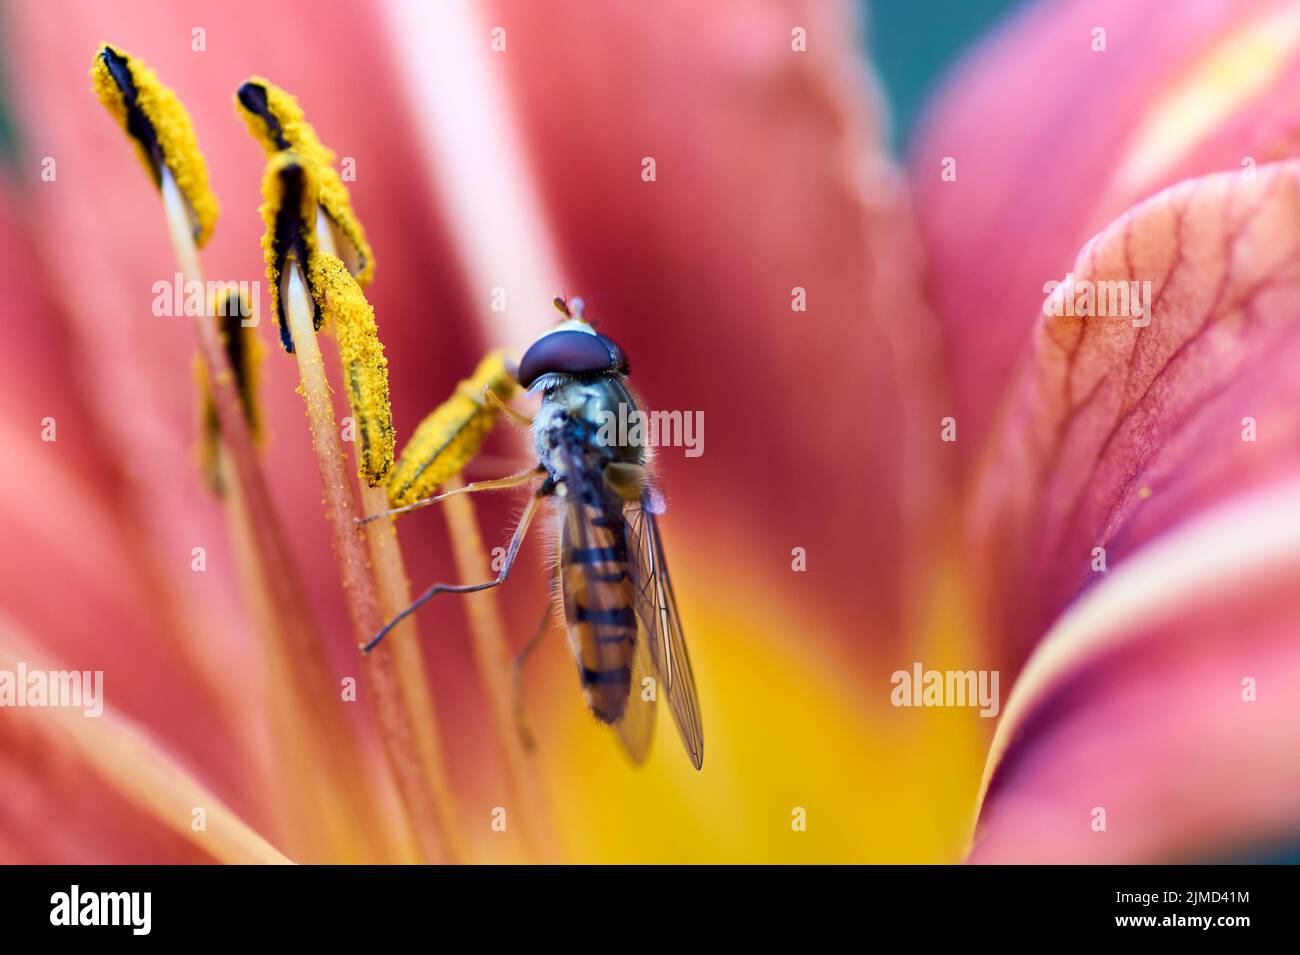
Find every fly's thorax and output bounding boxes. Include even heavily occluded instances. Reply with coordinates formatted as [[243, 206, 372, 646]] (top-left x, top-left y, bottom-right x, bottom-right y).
[[533, 375, 645, 482]]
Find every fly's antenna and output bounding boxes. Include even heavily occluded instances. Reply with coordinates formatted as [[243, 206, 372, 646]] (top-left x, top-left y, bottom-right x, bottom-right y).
[[552, 293, 594, 327]]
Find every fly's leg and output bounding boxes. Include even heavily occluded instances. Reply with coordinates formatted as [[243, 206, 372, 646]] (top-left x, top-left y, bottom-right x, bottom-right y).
[[484, 387, 534, 428], [385, 348, 524, 513], [511, 602, 556, 752], [356, 465, 544, 526], [462, 454, 539, 479], [361, 488, 544, 652]]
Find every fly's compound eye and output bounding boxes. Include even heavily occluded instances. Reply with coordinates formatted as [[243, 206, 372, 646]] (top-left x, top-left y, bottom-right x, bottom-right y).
[[517, 330, 629, 388], [597, 333, 629, 377]]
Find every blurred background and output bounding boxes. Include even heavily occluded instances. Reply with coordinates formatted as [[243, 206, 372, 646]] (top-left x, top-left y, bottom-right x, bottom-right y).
[[0, 2, 1030, 163], [867, 0, 1022, 151], [3, 0, 1298, 866]]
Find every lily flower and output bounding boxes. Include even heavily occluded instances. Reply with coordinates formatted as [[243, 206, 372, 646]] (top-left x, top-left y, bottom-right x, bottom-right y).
[[0, 0, 1297, 865]]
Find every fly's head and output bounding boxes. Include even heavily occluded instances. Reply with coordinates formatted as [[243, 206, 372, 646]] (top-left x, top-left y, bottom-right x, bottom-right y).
[[516, 298, 629, 396]]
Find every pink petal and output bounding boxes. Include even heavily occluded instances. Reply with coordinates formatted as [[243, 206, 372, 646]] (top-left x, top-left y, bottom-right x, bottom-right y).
[[0, 181, 258, 814], [0, 628, 289, 864], [971, 479, 1300, 863], [969, 161, 1300, 659], [912, 0, 1300, 455]]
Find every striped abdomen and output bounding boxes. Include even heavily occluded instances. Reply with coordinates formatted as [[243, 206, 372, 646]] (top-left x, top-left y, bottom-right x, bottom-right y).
[[559, 495, 637, 723]]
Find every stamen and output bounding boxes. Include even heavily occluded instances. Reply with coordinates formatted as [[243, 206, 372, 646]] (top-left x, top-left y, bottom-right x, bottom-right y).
[[309, 253, 395, 486], [276, 248, 451, 863], [90, 44, 218, 246], [387, 351, 519, 507], [90, 45, 393, 861], [196, 288, 264, 494], [240, 81, 459, 861], [242, 80, 393, 484], [235, 78, 374, 283], [258, 153, 321, 352]]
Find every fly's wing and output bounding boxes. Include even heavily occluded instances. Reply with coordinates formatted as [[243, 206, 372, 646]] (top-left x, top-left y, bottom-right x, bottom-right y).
[[616, 628, 656, 764], [625, 496, 704, 769]]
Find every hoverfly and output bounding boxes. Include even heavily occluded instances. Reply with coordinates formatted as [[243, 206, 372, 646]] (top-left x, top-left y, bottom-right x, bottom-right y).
[[362, 297, 703, 770]]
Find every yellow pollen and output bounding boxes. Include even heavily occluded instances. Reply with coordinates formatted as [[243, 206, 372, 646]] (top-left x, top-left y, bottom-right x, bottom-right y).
[[387, 352, 520, 507], [310, 254, 394, 486], [90, 43, 219, 246], [235, 77, 374, 284], [258, 152, 320, 352]]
